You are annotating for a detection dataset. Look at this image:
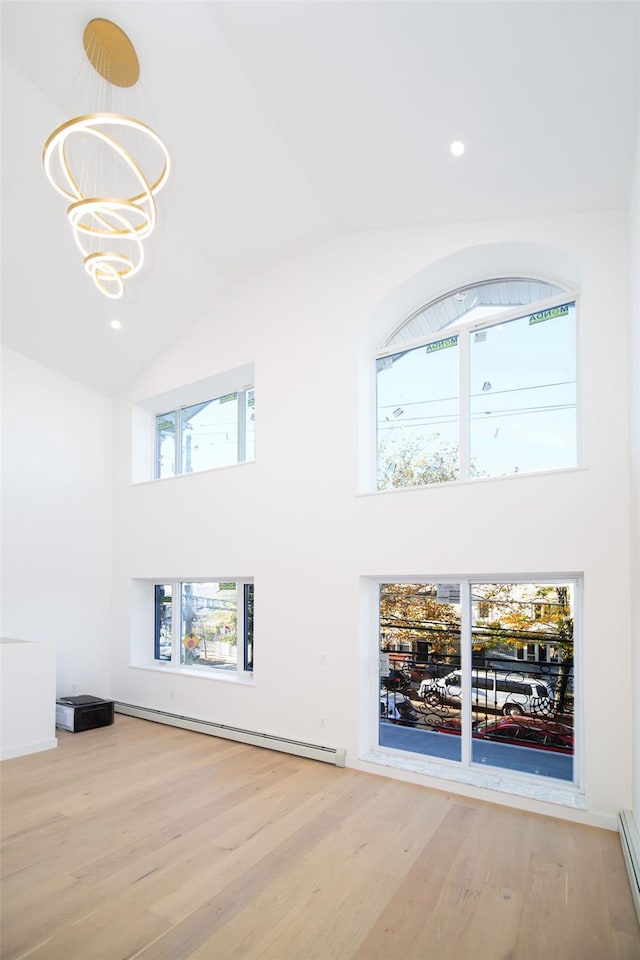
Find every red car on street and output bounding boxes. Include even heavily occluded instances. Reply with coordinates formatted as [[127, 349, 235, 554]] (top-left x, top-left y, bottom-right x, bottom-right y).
[[435, 715, 573, 753]]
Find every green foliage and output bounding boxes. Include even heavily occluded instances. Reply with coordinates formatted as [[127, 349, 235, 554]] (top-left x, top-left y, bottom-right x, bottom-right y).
[[380, 583, 460, 656], [377, 434, 459, 489], [380, 582, 574, 658], [471, 584, 573, 658], [377, 433, 486, 490]]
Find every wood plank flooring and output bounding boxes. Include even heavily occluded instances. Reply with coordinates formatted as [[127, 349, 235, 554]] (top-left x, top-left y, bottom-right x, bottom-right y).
[[1, 715, 638, 960]]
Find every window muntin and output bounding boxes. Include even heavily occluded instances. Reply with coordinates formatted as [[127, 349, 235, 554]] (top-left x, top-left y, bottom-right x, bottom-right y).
[[375, 283, 577, 489], [378, 580, 575, 784], [245, 389, 256, 462], [154, 580, 254, 674], [244, 583, 254, 671], [154, 584, 172, 661], [154, 387, 254, 479], [156, 412, 176, 479]]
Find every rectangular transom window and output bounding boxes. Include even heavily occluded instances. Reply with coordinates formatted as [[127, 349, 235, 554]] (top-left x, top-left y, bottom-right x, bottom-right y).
[[378, 579, 577, 785], [376, 301, 576, 488], [156, 388, 255, 479], [154, 580, 254, 675]]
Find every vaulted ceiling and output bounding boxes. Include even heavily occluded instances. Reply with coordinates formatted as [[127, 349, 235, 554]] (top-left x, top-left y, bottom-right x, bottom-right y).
[[2, 1, 638, 394]]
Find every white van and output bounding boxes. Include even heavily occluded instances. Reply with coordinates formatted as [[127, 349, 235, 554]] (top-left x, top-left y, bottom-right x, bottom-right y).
[[418, 669, 554, 717]]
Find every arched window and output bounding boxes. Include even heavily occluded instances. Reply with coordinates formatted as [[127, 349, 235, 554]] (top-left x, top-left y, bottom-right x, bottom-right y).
[[375, 277, 577, 488]]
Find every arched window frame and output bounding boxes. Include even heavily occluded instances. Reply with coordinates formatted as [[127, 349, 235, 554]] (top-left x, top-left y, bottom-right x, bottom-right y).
[[374, 276, 579, 489]]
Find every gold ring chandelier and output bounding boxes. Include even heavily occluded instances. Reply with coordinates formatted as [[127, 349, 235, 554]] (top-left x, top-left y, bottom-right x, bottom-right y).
[[43, 19, 170, 299]]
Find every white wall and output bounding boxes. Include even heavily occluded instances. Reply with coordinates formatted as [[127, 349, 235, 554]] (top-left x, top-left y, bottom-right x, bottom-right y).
[[1, 349, 113, 759], [1, 640, 57, 759], [112, 209, 631, 827]]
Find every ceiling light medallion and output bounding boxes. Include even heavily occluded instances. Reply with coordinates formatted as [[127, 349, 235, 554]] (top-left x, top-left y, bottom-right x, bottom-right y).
[[42, 19, 170, 299]]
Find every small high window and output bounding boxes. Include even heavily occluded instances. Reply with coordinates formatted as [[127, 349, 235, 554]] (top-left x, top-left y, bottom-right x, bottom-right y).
[[156, 388, 255, 479], [376, 278, 577, 489], [132, 364, 255, 485]]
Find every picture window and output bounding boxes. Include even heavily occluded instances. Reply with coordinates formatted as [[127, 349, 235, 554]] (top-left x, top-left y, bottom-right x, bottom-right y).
[[154, 580, 254, 675], [376, 278, 577, 489]]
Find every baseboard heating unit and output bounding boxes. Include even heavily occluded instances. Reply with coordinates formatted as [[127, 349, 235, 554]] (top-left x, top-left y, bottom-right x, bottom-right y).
[[114, 702, 346, 767], [618, 809, 640, 923]]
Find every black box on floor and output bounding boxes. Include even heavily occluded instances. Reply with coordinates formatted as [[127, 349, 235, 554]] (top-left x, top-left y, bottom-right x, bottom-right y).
[[56, 695, 114, 733]]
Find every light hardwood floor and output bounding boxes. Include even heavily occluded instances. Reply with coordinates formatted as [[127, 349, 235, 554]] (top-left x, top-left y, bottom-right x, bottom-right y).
[[1, 715, 639, 960]]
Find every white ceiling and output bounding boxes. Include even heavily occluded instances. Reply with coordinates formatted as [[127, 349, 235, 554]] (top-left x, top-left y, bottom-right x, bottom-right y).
[[1, 1, 638, 394]]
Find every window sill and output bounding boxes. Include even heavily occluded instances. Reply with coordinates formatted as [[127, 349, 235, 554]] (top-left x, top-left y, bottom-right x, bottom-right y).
[[358, 464, 588, 498], [360, 747, 585, 810], [131, 458, 256, 488], [130, 662, 255, 686]]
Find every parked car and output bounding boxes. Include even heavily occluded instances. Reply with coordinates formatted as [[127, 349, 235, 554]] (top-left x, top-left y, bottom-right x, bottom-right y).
[[380, 692, 419, 727], [419, 668, 555, 717], [475, 716, 574, 753], [433, 716, 573, 754]]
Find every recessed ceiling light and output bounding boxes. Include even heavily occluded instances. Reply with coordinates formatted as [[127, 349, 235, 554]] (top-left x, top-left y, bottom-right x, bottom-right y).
[[110, 319, 122, 330], [450, 140, 465, 157]]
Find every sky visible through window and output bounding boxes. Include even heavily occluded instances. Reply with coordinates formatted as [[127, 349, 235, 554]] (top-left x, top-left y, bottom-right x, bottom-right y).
[[156, 388, 255, 478], [377, 302, 576, 480]]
